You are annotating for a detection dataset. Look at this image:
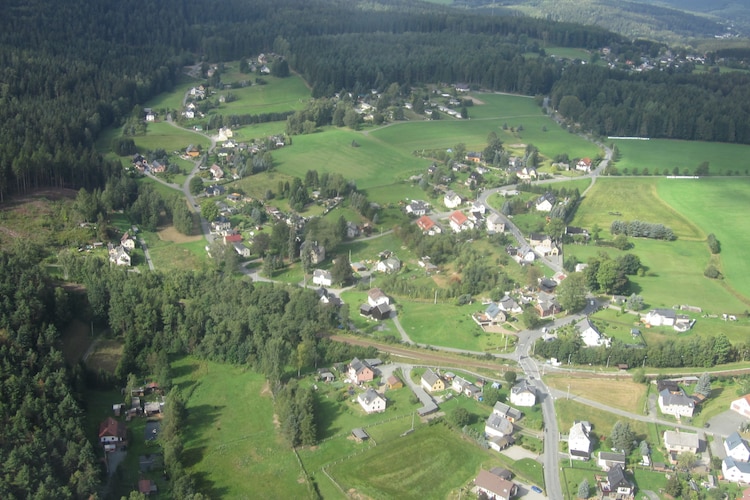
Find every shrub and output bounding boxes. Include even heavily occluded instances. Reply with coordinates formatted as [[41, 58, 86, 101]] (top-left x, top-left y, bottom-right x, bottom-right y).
[[704, 265, 721, 279]]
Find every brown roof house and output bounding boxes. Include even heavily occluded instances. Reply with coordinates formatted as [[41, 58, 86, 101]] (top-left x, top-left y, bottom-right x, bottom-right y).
[[99, 417, 127, 451], [474, 469, 517, 500]]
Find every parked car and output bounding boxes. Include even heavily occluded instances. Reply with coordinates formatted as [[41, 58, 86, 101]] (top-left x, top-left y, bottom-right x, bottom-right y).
[[531, 486, 543, 494]]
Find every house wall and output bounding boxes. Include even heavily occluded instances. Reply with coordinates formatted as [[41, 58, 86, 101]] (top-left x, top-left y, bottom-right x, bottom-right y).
[[731, 401, 750, 418], [510, 393, 535, 407]]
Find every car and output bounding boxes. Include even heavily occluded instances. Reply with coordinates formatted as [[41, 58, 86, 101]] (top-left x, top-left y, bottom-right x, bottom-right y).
[[531, 486, 543, 494]]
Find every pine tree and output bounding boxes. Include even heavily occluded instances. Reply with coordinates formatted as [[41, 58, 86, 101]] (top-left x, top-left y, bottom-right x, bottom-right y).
[[610, 421, 636, 453], [695, 372, 712, 398], [577, 479, 589, 499]]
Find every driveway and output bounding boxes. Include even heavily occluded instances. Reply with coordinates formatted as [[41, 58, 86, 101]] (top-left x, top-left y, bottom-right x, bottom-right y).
[[502, 445, 539, 461], [707, 410, 746, 438]]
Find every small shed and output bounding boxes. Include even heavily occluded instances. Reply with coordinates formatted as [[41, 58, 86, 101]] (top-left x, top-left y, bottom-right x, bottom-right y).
[[387, 375, 403, 390], [352, 428, 370, 442]]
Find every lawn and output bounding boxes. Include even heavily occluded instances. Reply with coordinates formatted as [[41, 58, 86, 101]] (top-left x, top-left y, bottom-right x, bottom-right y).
[[554, 398, 648, 440], [611, 138, 750, 176], [545, 374, 648, 414], [327, 423, 500, 500], [173, 357, 312, 499], [139, 227, 209, 272]]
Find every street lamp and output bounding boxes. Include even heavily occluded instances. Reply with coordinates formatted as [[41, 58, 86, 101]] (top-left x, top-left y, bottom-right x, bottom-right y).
[[606, 355, 611, 369], [642, 356, 648, 368]]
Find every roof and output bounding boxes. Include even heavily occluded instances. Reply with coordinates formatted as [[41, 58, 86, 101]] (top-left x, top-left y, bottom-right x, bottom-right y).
[[387, 375, 401, 386], [724, 457, 750, 474], [493, 402, 522, 420], [358, 388, 384, 405], [726, 432, 749, 452], [350, 357, 372, 374], [352, 428, 369, 440], [486, 413, 514, 435], [99, 417, 126, 439], [138, 479, 155, 494], [649, 308, 676, 319], [485, 303, 503, 319], [416, 215, 436, 231], [659, 389, 695, 408], [511, 379, 535, 396], [599, 451, 626, 463], [368, 288, 388, 302], [449, 210, 468, 225], [607, 464, 631, 489], [475, 470, 515, 498], [734, 395, 750, 407], [569, 421, 592, 442], [422, 368, 442, 387], [664, 430, 700, 449], [313, 269, 332, 279], [489, 468, 513, 480]]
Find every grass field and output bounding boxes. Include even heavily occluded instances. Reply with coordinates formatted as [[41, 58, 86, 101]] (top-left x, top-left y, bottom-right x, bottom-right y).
[[554, 398, 648, 439], [85, 338, 123, 374], [209, 75, 310, 116], [612, 138, 750, 176], [545, 374, 647, 414], [60, 318, 95, 365], [327, 423, 500, 500], [133, 121, 211, 154], [173, 357, 312, 499]]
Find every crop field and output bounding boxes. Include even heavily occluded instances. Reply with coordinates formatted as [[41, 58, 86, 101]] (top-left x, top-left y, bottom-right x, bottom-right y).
[[570, 178, 703, 240], [173, 357, 312, 499], [327, 424, 501, 500], [611, 138, 750, 176]]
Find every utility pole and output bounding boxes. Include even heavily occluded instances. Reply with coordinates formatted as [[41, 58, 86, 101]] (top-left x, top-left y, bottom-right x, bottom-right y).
[[567, 384, 570, 400]]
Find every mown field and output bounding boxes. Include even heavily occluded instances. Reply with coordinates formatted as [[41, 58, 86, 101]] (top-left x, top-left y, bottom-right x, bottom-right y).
[[172, 357, 312, 499], [611, 138, 750, 176], [545, 374, 647, 414]]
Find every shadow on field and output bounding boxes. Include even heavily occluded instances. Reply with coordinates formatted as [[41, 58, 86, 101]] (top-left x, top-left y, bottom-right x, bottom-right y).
[[191, 471, 229, 498], [316, 398, 342, 440], [182, 404, 225, 467]]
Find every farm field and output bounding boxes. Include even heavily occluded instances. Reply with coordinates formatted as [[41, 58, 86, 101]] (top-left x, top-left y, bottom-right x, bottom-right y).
[[172, 357, 312, 499], [611, 138, 750, 176], [544, 374, 647, 414], [207, 74, 311, 115], [132, 121, 211, 155], [327, 423, 501, 500]]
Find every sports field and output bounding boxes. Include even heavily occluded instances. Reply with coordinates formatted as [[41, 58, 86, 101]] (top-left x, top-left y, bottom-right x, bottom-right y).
[[612, 138, 750, 176]]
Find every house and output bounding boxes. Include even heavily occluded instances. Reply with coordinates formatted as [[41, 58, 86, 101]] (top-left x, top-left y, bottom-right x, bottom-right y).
[[99, 417, 126, 446], [348, 358, 374, 383], [233, 242, 251, 257], [475, 303, 506, 325], [449, 210, 474, 232], [386, 375, 403, 390], [108, 244, 131, 267], [466, 152, 482, 163], [144, 108, 155, 122], [206, 184, 226, 197], [416, 215, 441, 234], [576, 157, 593, 172], [186, 144, 200, 157], [305, 243, 326, 265], [452, 376, 470, 393], [318, 368, 335, 383], [485, 413, 514, 438], [568, 421, 593, 460], [420, 368, 445, 392], [224, 233, 242, 244], [723, 457, 750, 483], [359, 302, 391, 321], [486, 213, 506, 233], [664, 430, 700, 458], [535, 192, 556, 212], [376, 257, 401, 273], [474, 470, 517, 500], [598, 451, 626, 471], [658, 385, 695, 418], [510, 379, 536, 407], [731, 395, 750, 418], [725, 432, 750, 462], [367, 288, 390, 308], [535, 293, 561, 318], [516, 166, 537, 180], [576, 317, 610, 347], [357, 388, 386, 414], [209, 164, 224, 180], [443, 190, 463, 209], [138, 479, 157, 496], [405, 200, 429, 216], [601, 464, 635, 498], [492, 402, 523, 423], [312, 269, 333, 287], [498, 296, 522, 314], [346, 221, 360, 239], [643, 308, 676, 327], [539, 277, 558, 293], [121, 233, 136, 251]]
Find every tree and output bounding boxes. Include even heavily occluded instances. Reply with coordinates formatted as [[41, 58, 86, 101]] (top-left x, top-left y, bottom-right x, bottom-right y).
[[695, 373, 712, 398], [189, 176, 204, 195], [704, 265, 721, 279], [522, 306, 542, 329], [546, 218, 565, 240], [577, 478, 589, 499], [526, 266, 542, 289], [331, 254, 353, 286], [200, 199, 219, 222], [450, 407, 471, 427], [625, 293, 644, 311], [707, 233, 721, 254], [639, 440, 649, 457], [556, 272, 588, 312], [665, 474, 682, 497], [676, 451, 697, 471], [609, 421, 636, 453], [504, 371, 517, 384]]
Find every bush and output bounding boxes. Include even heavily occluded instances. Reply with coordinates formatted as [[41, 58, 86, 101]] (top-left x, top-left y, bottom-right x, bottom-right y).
[[704, 265, 721, 279]]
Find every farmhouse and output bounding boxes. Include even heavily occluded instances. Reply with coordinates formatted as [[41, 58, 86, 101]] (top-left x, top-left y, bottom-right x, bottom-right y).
[[312, 269, 333, 287], [420, 368, 445, 392], [723, 457, 750, 483], [357, 388, 386, 414], [568, 421, 593, 460], [368, 288, 390, 307], [108, 244, 131, 267], [474, 303, 507, 326], [348, 358, 375, 383], [663, 430, 700, 458], [731, 395, 750, 418], [725, 432, 750, 462], [535, 293, 561, 318], [474, 470, 517, 500], [510, 379, 536, 407], [485, 413, 514, 438], [576, 317, 610, 347], [99, 417, 127, 450]]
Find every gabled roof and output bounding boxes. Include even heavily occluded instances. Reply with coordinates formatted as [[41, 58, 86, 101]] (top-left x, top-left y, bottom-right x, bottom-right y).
[[422, 368, 442, 387], [664, 430, 699, 450], [475, 470, 516, 498], [607, 464, 631, 489], [649, 308, 676, 319], [99, 417, 126, 439], [511, 379, 535, 396], [358, 388, 384, 405], [493, 402, 523, 420], [726, 432, 750, 453], [486, 413, 514, 435], [659, 389, 695, 408], [485, 303, 503, 319], [599, 451, 626, 462], [416, 215, 436, 231], [368, 288, 388, 302], [350, 357, 372, 375], [449, 210, 468, 225], [725, 457, 750, 473]]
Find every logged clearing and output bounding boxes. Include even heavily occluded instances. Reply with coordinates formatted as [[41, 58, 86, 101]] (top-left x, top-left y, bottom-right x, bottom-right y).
[[85, 339, 124, 374], [545, 374, 646, 414], [60, 319, 93, 365], [157, 225, 203, 243]]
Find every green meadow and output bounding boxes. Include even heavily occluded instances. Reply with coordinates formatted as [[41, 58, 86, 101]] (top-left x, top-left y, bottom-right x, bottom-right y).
[[133, 122, 210, 153], [173, 357, 312, 499], [611, 138, 750, 176], [210, 74, 311, 116]]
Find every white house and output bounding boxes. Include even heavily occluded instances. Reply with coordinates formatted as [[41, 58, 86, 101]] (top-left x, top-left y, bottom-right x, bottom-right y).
[[312, 269, 333, 287], [663, 430, 700, 457], [357, 388, 386, 414], [643, 308, 676, 327], [723, 457, 750, 483], [474, 470, 517, 500], [443, 190, 463, 209], [99, 417, 126, 446], [108, 244, 131, 267], [658, 387, 695, 418], [725, 432, 750, 462], [731, 395, 750, 418], [485, 413, 514, 438], [568, 421, 592, 460], [576, 158, 593, 172], [576, 318, 610, 348], [405, 200, 429, 216], [498, 296, 522, 314], [209, 164, 224, 180], [535, 192, 556, 212], [376, 257, 401, 273], [449, 210, 474, 232], [510, 380, 536, 407], [367, 288, 390, 307]]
